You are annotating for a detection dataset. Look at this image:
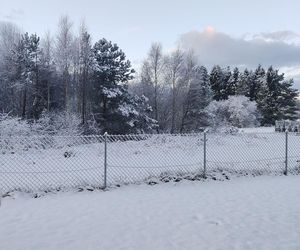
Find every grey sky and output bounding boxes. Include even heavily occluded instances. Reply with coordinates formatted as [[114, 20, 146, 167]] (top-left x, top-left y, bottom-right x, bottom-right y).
[[1, 0, 300, 87]]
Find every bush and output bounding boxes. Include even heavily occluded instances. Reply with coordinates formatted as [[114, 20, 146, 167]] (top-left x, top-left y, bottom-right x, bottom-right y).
[[205, 96, 260, 128], [0, 111, 100, 137]]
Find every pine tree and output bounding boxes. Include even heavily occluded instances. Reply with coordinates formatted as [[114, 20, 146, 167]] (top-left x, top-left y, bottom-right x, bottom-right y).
[[227, 67, 239, 96], [91, 38, 156, 133], [222, 66, 232, 98], [237, 68, 252, 96], [79, 28, 93, 125], [210, 65, 225, 101], [248, 65, 265, 101], [12, 33, 41, 119], [182, 66, 212, 131], [257, 66, 298, 125]]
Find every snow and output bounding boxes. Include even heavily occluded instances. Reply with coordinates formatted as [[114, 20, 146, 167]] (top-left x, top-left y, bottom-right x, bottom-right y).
[[1, 176, 300, 250], [239, 126, 275, 133], [102, 87, 122, 98]]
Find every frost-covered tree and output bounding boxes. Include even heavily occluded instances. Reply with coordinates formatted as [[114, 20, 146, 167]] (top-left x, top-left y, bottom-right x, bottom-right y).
[[247, 65, 265, 102], [0, 22, 20, 114], [181, 66, 212, 131], [165, 48, 184, 133], [257, 66, 298, 125], [206, 95, 260, 128], [11, 33, 41, 119], [226, 67, 239, 96], [210, 65, 226, 101], [140, 43, 164, 130], [91, 38, 156, 133], [78, 24, 93, 125], [55, 15, 74, 111]]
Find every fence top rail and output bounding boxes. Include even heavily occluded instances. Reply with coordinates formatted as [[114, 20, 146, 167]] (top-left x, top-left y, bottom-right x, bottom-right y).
[[0, 130, 297, 139]]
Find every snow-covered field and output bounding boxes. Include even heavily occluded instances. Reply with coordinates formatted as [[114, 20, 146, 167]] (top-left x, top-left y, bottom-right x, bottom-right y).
[[1, 129, 300, 193], [1, 176, 300, 250]]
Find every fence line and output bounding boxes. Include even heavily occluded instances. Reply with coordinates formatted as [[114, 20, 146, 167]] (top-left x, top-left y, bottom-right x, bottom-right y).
[[1, 131, 300, 193]]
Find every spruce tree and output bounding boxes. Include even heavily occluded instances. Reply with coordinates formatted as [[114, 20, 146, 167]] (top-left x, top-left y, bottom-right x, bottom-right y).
[[183, 66, 212, 131], [226, 67, 239, 96], [210, 65, 225, 101], [248, 65, 265, 101], [257, 66, 298, 125]]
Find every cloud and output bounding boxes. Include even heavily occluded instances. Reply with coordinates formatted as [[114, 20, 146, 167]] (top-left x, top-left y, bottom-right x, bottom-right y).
[[252, 31, 300, 43], [179, 28, 300, 89], [179, 28, 300, 69]]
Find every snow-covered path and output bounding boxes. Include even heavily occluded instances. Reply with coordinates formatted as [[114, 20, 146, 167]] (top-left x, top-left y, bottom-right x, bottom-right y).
[[1, 176, 300, 250]]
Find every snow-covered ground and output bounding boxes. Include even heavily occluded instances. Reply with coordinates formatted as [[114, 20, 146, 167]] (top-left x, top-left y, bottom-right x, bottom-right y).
[[1, 176, 300, 250], [239, 126, 275, 133], [1, 129, 300, 192]]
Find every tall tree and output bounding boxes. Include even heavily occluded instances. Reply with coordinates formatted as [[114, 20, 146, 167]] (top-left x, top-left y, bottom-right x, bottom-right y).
[[182, 66, 212, 131], [0, 22, 20, 114], [257, 66, 298, 125], [92, 38, 138, 133], [140, 43, 164, 132], [55, 15, 73, 111], [12, 33, 41, 119], [78, 24, 93, 125], [210, 65, 225, 101], [165, 48, 184, 133], [226, 67, 239, 96]]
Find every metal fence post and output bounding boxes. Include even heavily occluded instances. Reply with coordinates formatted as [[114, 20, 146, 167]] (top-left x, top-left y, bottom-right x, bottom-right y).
[[203, 131, 207, 178], [104, 132, 108, 189], [284, 130, 288, 176]]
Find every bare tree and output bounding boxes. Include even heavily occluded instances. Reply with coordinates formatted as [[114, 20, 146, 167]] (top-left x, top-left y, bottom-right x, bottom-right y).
[[78, 22, 93, 125], [165, 48, 184, 133], [40, 31, 54, 112], [179, 50, 197, 132], [140, 43, 164, 132], [55, 15, 73, 111], [0, 22, 21, 114]]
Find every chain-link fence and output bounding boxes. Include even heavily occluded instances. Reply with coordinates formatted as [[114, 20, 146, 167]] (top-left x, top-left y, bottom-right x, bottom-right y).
[[1, 131, 300, 193]]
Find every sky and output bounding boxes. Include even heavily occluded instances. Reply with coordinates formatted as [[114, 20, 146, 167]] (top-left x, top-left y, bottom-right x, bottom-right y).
[[1, 0, 300, 88]]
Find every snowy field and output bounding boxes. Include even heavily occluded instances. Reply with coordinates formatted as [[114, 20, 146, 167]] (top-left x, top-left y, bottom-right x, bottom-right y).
[[1, 176, 300, 250], [1, 128, 300, 192]]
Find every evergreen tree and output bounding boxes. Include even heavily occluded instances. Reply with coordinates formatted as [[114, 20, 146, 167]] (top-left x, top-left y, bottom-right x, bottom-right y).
[[227, 67, 239, 96], [222, 66, 232, 98], [248, 65, 265, 101], [182, 66, 212, 131], [12, 32, 41, 119], [210, 65, 224, 101], [257, 66, 298, 125], [237, 68, 252, 96], [91, 38, 156, 133]]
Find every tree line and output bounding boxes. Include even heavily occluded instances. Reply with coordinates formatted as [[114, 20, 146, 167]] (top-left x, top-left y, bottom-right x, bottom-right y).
[[0, 17, 155, 134], [132, 43, 298, 132], [0, 17, 298, 134]]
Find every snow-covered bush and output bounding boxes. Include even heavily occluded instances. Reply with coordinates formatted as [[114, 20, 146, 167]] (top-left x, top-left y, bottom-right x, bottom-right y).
[[0, 113, 32, 136], [0, 111, 101, 137], [34, 111, 83, 136], [206, 96, 260, 128]]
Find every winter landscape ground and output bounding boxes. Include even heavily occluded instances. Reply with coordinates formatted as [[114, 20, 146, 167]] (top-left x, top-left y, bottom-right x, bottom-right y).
[[1, 175, 300, 250]]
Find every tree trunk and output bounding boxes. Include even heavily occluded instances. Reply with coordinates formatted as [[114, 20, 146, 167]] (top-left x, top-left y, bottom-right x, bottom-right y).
[[21, 87, 27, 119]]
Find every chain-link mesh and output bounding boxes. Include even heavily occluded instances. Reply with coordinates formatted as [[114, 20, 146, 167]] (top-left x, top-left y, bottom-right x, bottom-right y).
[[206, 132, 287, 175], [0, 135, 105, 193], [106, 133, 203, 186], [286, 132, 300, 174], [0, 131, 298, 193]]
